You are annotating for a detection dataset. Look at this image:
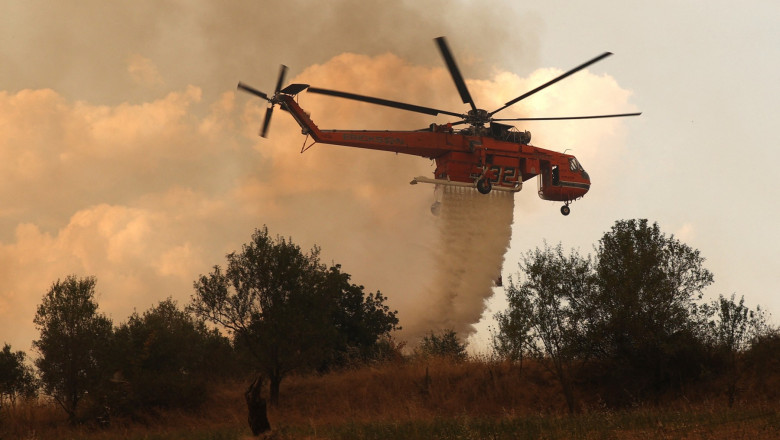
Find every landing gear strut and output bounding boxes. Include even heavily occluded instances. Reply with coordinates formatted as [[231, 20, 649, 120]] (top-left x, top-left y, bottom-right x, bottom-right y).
[[560, 205, 571, 216]]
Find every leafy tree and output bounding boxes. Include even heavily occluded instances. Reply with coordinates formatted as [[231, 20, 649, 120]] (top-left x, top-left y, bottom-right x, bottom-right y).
[[418, 329, 467, 362], [33, 275, 113, 422], [494, 220, 717, 407], [589, 219, 714, 401], [493, 244, 594, 413], [743, 328, 780, 400], [491, 293, 533, 365], [706, 293, 768, 406], [191, 227, 329, 406], [0, 344, 37, 411], [111, 298, 236, 412], [321, 264, 400, 367], [190, 226, 398, 405]]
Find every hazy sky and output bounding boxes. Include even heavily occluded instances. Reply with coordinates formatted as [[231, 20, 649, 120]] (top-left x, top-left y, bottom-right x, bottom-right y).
[[1, 1, 777, 353]]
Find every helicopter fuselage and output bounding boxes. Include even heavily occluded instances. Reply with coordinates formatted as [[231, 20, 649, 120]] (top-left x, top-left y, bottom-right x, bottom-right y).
[[278, 93, 591, 203]]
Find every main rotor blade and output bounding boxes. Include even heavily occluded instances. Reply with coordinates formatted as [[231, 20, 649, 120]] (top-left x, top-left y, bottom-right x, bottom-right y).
[[260, 106, 274, 138], [493, 112, 642, 121], [274, 65, 288, 95], [435, 37, 477, 112], [307, 87, 464, 118], [237, 82, 270, 101], [490, 52, 613, 117]]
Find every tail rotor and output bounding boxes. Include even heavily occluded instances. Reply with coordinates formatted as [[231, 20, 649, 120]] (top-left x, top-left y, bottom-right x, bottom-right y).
[[237, 64, 288, 137]]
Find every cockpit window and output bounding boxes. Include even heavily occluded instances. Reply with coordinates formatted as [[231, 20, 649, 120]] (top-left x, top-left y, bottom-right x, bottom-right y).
[[569, 158, 583, 171]]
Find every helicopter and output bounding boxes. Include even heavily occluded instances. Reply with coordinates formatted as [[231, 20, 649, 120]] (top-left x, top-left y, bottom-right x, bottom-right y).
[[237, 37, 640, 216]]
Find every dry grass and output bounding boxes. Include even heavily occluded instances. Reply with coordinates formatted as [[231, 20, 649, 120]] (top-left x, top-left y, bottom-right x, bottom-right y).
[[2, 358, 778, 439], [273, 357, 561, 425]]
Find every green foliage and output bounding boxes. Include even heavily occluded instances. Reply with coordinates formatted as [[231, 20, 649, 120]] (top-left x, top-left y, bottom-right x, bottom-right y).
[[110, 298, 236, 412], [0, 344, 37, 410], [321, 265, 400, 368], [191, 227, 331, 406], [190, 226, 399, 405], [493, 219, 722, 408], [418, 329, 467, 361], [371, 335, 407, 364], [493, 243, 593, 412], [33, 275, 113, 422], [744, 328, 780, 402], [589, 219, 714, 401], [704, 294, 770, 406], [707, 294, 767, 354]]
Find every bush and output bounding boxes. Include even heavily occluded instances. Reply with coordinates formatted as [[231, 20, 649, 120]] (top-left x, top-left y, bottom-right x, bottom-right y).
[[110, 298, 237, 413], [0, 344, 37, 411], [418, 330, 467, 361]]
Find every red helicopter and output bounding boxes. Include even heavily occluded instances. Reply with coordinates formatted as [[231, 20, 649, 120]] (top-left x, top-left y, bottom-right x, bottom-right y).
[[237, 37, 640, 215]]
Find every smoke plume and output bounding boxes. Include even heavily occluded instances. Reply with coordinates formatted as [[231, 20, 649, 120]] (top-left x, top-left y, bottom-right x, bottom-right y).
[[0, 1, 638, 352]]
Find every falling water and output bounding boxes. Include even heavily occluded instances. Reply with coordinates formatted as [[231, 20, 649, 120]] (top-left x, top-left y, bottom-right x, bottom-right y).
[[413, 186, 514, 338]]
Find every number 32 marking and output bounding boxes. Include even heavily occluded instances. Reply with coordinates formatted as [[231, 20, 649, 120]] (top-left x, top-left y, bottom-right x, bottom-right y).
[[489, 166, 519, 187]]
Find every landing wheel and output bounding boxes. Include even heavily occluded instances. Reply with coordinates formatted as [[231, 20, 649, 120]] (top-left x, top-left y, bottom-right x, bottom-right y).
[[476, 178, 492, 194], [560, 205, 571, 216]]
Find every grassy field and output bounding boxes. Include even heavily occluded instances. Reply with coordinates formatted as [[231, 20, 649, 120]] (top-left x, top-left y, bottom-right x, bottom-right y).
[[2, 358, 778, 439]]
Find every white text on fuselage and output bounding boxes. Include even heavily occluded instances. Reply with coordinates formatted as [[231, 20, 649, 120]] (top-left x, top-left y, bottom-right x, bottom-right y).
[[342, 133, 406, 146]]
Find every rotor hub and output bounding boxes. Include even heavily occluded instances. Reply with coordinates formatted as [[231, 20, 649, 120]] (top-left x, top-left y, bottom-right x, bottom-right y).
[[466, 109, 490, 127]]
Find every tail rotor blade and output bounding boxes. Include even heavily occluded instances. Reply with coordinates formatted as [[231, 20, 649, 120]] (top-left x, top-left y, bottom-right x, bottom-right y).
[[274, 65, 288, 95], [435, 37, 477, 112], [237, 82, 270, 101], [260, 106, 274, 138]]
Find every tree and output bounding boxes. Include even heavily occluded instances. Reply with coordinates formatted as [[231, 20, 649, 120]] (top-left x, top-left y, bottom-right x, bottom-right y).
[[321, 264, 400, 367], [743, 328, 780, 400], [33, 275, 113, 422], [706, 293, 768, 407], [112, 298, 236, 411], [418, 329, 468, 361], [0, 344, 37, 411], [493, 243, 594, 413], [494, 220, 717, 407], [191, 227, 329, 407], [190, 226, 398, 406], [492, 292, 533, 365], [590, 219, 714, 401]]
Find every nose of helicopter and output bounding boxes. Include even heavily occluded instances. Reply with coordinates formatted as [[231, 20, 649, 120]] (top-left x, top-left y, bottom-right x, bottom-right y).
[[581, 171, 591, 196], [581, 170, 591, 194], [570, 169, 591, 200]]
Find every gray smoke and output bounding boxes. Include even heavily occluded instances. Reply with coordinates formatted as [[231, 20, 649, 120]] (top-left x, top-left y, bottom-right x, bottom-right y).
[[0, 1, 635, 352]]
